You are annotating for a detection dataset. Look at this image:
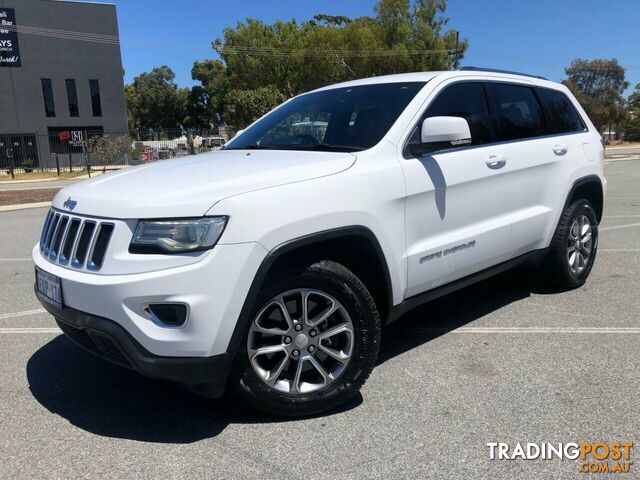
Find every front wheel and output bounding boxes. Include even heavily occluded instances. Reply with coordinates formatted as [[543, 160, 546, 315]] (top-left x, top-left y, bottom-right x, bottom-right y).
[[539, 199, 599, 289], [231, 260, 381, 417]]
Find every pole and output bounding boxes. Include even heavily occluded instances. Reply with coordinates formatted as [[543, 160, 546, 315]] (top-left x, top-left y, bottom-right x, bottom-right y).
[[7, 148, 15, 180], [453, 31, 460, 70], [82, 131, 91, 178], [54, 154, 60, 176]]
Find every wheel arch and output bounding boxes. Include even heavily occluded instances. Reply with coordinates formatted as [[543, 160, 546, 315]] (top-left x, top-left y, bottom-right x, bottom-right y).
[[566, 175, 604, 222], [225, 226, 394, 357]]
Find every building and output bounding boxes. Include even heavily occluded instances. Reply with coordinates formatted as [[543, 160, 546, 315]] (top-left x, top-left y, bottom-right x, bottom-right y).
[[0, 0, 128, 172]]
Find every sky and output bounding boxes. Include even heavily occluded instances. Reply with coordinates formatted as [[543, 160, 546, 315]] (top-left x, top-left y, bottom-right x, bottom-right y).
[[111, 0, 640, 95]]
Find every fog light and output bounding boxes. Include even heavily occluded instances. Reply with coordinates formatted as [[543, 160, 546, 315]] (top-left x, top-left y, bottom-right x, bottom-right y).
[[143, 303, 188, 327]]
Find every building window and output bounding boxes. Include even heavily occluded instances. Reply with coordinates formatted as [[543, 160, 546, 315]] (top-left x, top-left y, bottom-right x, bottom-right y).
[[41, 79, 56, 117], [65, 79, 79, 117], [89, 79, 102, 117]]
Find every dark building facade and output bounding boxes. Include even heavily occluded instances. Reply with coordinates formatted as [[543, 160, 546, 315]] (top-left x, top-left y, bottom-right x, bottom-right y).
[[0, 0, 127, 170]]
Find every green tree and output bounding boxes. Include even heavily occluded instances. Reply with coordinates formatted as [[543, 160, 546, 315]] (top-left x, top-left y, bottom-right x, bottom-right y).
[[223, 86, 287, 128], [624, 83, 640, 141], [125, 66, 187, 131], [199, 0, 466, 128], [191, 59, 228, 125], [563, 58, 629, 132], [179, 0, 467, 129]]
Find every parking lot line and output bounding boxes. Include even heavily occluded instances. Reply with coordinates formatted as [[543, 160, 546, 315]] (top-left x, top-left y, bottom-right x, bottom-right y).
[[0, 309, 46, 320], [600, 222, 640, 231], [3, 326, 638, 335], [0, 328, 60, 334], [400, 327, 640, 334], [599, 248, 640, 252]]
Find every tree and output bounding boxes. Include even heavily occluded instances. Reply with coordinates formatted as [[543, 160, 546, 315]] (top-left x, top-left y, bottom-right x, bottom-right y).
[[88, 134, 131, 173], [191, 59, 228, 126], [223, 86, 287, 128], [563, 58, 629, 132], [198, 0, 466, 129], [144, 0, 468, 130], [125, 66, 187, 131], [623, 83, 640, 141]]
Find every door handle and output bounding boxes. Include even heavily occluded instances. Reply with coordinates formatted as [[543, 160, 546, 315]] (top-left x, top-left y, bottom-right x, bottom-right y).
[[553, 144, 568, 156], [486, 155, 507, 169]]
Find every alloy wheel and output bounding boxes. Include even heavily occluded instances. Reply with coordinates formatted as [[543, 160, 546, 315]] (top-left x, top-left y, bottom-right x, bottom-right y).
[[567, 214, 593, 275], [247, 288, 354, 395]]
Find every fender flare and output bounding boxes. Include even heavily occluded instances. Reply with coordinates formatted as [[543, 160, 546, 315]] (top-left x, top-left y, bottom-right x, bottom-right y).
[[224, 226, 394, 357], [563, 174, 604, 221]]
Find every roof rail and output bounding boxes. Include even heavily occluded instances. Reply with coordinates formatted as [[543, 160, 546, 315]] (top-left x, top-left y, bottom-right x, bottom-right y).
[[458, 66, 548, 80]]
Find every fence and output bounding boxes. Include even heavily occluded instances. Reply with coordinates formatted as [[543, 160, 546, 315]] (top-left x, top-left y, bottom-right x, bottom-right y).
[[0, 128, 230, 179]]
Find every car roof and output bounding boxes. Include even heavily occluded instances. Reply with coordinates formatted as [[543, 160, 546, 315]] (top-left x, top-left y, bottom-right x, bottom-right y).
[[310, 69, 562, 93]]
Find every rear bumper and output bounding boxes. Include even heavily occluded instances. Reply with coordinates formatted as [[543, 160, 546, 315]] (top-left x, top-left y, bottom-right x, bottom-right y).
[[37, 289, 231, 397]]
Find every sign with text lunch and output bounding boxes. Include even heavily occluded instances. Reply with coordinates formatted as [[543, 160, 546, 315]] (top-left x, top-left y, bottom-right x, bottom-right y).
[[0, 8, 20, 68]]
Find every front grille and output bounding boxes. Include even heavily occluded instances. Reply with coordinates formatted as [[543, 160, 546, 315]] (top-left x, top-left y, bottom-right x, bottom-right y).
[[39, 209, 114, 272], [56, 318, 132, 368]]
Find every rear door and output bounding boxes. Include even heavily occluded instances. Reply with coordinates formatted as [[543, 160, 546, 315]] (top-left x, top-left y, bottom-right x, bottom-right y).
[[486, 82, 588, 256], [401, 81, 516, 297]]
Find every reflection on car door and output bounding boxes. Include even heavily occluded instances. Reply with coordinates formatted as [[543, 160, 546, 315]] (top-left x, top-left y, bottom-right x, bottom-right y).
[[401, 81, 515, 298]]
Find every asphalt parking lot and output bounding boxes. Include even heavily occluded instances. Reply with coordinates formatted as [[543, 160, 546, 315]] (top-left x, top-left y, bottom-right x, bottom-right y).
[[0, 159, 638, 479]]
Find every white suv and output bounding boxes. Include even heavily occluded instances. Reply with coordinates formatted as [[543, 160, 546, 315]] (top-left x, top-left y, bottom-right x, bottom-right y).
[[34, 68, 605, 416]]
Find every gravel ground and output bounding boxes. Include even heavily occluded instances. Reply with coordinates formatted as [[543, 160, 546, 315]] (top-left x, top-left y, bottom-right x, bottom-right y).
[[0, 188, 60, 206]]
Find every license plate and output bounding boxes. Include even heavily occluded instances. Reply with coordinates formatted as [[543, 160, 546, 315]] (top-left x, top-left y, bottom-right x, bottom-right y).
[[36, 267, 62, 309]]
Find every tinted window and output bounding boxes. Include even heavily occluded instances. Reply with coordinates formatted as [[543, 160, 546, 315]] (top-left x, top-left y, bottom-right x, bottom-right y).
[[65, 79, 79, 117], [89, 79, 102, 117], [492, 83, 545, 141], [416, 82, 492, 147], [226, 82, 426, 152], [536, 88, 585, 134], [41, 78, 55, 117]]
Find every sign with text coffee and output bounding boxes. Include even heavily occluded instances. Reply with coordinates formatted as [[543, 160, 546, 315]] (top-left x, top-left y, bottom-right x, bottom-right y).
[[0, 8, 21, 67]]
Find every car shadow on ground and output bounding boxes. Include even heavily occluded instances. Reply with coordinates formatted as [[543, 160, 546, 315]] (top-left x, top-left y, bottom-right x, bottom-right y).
[[26, 268, 550, 443]]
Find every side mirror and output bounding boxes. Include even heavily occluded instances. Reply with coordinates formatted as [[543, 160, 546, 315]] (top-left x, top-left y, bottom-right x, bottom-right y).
[[421, 116, 471, 147], [234, 129, 245, 138]]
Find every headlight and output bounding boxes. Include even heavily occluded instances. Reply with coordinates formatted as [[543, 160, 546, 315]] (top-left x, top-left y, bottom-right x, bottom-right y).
[[130, 217, 228, 254]]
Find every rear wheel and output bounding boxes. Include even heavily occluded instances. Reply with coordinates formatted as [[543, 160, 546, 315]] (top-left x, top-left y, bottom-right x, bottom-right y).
[[231, 260, 381, 417], [539, 199, 598, 289]]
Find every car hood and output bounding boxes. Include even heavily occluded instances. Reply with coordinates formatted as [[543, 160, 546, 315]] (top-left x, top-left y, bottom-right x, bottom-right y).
[[52, 149, 356, 218]]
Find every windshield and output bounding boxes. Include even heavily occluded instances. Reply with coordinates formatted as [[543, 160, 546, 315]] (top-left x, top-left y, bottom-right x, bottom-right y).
[[225, 82, 426, 152]]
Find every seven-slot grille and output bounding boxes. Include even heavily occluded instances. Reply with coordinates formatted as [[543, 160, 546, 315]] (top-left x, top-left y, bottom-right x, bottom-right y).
[[39, 209, 115, 271]]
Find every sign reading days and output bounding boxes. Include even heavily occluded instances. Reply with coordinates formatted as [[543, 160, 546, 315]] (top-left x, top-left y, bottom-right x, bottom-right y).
[[0, 8, 20, 67]]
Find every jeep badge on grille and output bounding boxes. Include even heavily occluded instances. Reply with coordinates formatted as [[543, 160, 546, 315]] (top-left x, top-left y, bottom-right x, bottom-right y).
[[63, 197, 77, 211]]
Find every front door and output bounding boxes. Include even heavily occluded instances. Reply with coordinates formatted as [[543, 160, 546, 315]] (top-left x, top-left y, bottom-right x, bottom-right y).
[[401, 81, 516, 298]]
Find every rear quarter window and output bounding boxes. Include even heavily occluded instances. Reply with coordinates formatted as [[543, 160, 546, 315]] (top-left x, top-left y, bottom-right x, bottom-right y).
[[535, 88, 586, 134]]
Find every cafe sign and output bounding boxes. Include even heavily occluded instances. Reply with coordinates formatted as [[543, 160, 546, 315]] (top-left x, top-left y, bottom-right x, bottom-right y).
[[0, 8, 21, 68]]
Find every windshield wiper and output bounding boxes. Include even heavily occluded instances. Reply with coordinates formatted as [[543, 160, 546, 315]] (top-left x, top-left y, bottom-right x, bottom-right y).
[[310, 144, 365, 152]]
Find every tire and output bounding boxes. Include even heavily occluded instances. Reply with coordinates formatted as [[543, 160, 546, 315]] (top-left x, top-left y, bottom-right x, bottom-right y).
[[539, 199, 598, 290], [230, 260, 381, 417]]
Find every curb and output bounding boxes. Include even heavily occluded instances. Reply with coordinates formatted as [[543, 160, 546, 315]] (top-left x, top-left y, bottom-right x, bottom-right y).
[[0, 175, 89, 185], [604, 156, 640, 163], [0, 202, 51, 212]]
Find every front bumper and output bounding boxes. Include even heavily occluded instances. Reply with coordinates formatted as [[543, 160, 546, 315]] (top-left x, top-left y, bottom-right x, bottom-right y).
[[33, 242, 267, 357], [37, 291, 231, 397]]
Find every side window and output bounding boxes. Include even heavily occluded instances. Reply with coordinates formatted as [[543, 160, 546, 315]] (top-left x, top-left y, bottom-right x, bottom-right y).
[[492, 83, 545, 141], [535, 88, 586, 134], [410, 82, 492, 148]]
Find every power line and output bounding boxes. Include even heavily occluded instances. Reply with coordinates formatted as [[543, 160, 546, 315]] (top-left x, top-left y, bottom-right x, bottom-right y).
[[5, 24, 119, 45], [220, 45, 458, 58]]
